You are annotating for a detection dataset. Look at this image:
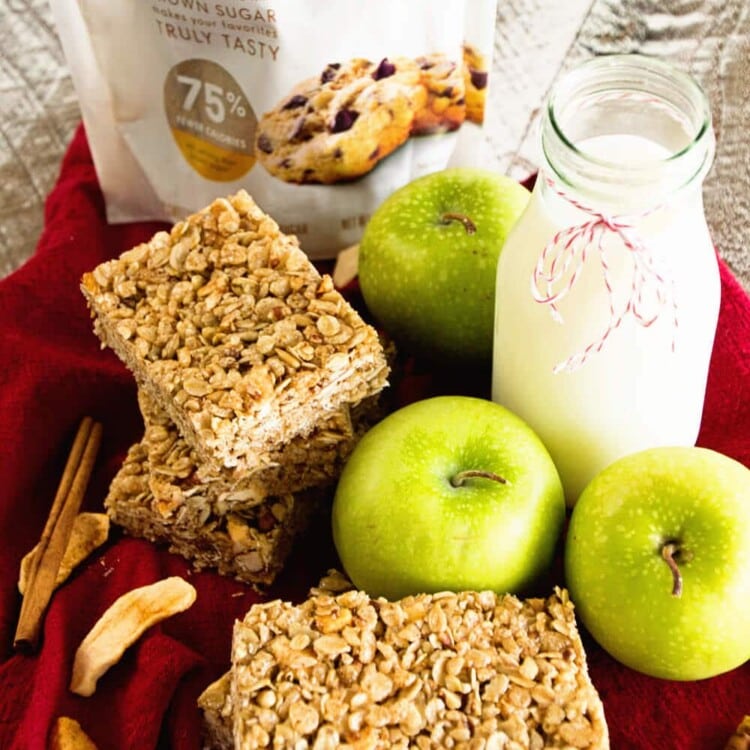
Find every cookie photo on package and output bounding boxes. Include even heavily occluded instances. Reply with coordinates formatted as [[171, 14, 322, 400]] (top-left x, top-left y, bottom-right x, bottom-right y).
[[50, 0, 498, 258]]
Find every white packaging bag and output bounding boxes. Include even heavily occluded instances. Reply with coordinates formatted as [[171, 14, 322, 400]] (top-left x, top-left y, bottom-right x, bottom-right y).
[[51, 0, 498, 258]]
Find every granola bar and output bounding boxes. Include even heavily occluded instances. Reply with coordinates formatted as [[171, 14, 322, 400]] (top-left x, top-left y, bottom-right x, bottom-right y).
[[198, 572, 354, 750], [199, 572, 356, 750], [230, 587, 609, 748], [198, 673, 235, 750], [104, 441, 320, 586], [81, 190, 389, 472], [138, 389, 381, 509]]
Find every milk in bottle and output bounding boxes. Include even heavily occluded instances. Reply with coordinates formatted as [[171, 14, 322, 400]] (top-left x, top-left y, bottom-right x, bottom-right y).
[[492, 55, 718, 504]]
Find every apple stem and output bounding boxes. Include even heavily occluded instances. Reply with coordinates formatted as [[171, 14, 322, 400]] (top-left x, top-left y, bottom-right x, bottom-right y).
[[450, 470, 507, 487], [441, 212, 477, 235], [661, 542, 684, 597]]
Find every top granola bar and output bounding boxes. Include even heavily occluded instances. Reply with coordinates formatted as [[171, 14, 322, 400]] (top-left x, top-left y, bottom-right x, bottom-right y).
[[81, 191, 389, 471]]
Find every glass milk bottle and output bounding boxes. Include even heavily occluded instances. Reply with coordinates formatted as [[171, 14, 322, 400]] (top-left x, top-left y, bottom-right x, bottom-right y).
[[492, 55, 718, 505]]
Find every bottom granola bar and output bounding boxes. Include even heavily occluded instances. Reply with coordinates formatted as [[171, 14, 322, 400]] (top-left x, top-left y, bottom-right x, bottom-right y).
[[105, 442, 320, 586], [228, 586, 609, 748]]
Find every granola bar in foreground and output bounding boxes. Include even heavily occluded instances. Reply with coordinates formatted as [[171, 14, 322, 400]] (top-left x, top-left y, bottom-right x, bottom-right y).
[[198, 571, 357, 750], [198, 672, 235, 750], [81, 190, 389, 472], [230, 587, 609, 748], [725, 715, 750, 750], [104, 441, 320, 586]]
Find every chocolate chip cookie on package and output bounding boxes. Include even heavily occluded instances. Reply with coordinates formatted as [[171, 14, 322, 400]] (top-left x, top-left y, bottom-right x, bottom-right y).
[[413, 53, 466, 134], [463, 43, 489, 124], [254, 57, 427, 184]]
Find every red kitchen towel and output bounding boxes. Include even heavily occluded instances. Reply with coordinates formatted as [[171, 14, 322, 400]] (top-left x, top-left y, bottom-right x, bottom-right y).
[[0, 125, 748, 750]]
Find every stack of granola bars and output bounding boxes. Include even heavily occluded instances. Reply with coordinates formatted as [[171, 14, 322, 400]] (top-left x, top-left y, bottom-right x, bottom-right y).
[[82, 191, 390, 585]]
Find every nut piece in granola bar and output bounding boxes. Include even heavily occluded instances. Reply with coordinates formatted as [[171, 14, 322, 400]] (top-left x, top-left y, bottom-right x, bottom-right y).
[[230, 586, 609, 749], [104, 441, 320, 586], [81, 190, 389, 473], [307, 567, 355, 598], [18, 512, 110, 594]]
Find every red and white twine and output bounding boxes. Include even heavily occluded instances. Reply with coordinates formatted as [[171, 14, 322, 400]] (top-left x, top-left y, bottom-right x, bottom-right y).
[[531, 177, 677, 373]]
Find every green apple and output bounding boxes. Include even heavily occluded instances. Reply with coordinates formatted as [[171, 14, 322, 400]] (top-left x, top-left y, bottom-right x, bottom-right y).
[[565, 446, 750, 681], [331, 395, 565, 600], [358, 167, 530, 366]]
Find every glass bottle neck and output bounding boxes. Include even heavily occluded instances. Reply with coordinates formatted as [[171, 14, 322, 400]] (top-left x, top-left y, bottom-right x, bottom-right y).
[[540, 55, 715, 215]]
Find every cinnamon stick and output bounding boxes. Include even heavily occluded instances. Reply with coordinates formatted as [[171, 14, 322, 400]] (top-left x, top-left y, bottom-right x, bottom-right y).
[[14, 417, 103, 652]]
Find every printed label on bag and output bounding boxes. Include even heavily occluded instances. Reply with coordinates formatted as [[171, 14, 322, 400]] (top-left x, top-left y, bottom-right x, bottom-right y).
[[52, 0, 499, 256], [164, 59, 257, 181]]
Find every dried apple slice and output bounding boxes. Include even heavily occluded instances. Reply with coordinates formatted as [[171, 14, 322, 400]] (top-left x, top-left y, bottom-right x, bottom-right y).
[[49, 716, 98, 749], [69, 576, 196, 696], [18, 512, 109, 594]]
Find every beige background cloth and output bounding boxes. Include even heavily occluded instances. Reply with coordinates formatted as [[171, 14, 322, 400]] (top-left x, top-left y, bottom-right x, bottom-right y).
[[1, 0, 748, 288]]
